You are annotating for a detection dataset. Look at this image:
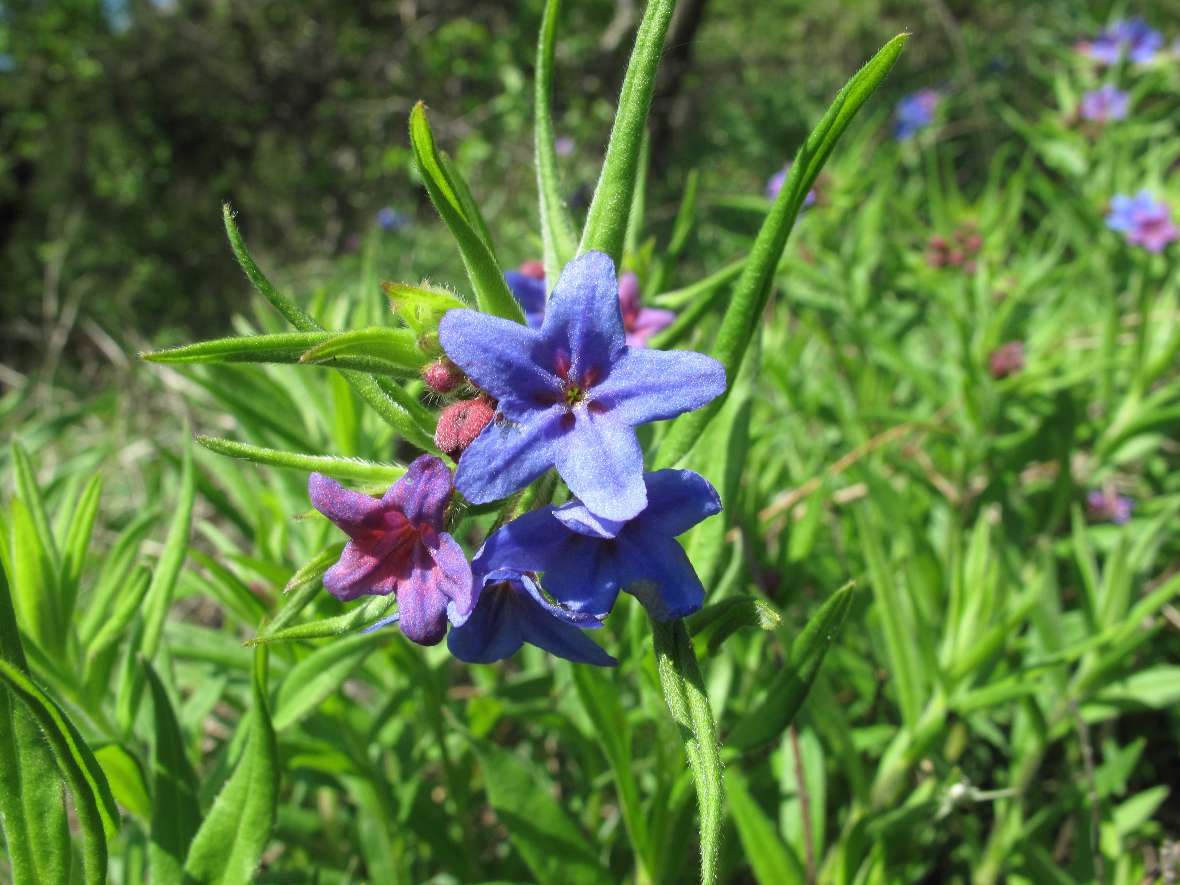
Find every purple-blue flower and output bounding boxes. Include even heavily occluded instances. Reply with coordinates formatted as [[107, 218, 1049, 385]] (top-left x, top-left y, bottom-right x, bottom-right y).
[[617, 271, 675, 347], [1079, 84, 1130, 123], [472, 470, 721, 620], [894, 89, 941, 140], [1087, 489, 1133, 525], [765, 163, 817, 207], [309, 455, 475, 645], [504, 269, 547, 330], [448, 568, 617, 666], [1105, 191, 1179, 252], [377, 207, 409, 232], [440, 252, 725, 521], [1080, 18, 1164, 65]]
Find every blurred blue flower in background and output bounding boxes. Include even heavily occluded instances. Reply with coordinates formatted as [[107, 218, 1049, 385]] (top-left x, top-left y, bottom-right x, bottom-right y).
[[894, 89, 941, 140], [1087, 489, 1133, 524], [765, 162, 818, 206], [1080, 18, 1163, 65], [1105, 191, 1178, 252], [555, 135, 576, 157], [1079, 84, 1130, 123], [376, 207, 410, 232]]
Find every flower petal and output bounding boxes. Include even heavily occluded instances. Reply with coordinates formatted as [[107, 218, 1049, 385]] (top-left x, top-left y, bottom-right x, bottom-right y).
[[505, 271, 547, 329], [322, 539, 401, 601], [447, 580, 524, 663], [613, 531, 706, 621], [514, 593, 617, 666], [542, 251, 626, 382], [308, 473, 384, 538], [635, 470, 722, 537], [516, 573, 606, 628], [439, 308, 559, 415], [395, 537, 472, 646], [455, 407, 565, 504], [625, 308, 676, 347], [472, 508, 573, 576], [540, 534, 622, 617], [553, 407, 646, 522], [381, 454, 454, 528], [591, 346, 726, 426], [552, 500, 626, 539]]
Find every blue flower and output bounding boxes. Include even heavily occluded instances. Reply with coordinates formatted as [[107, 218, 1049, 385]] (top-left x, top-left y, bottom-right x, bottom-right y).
[[376, 207, 410, 232], [471, 470, 721, 620], [1079, 84, 1130, 123], [765, 163, 817, 207], [1106, 191, 1178, 252], [894, 89, 941, 141], [504, 269, 547, 330], [448, 569, 617, 666], [309, 455, 475, 645], [439, 252, 726, 522], [1081, 18, 1163, 65]]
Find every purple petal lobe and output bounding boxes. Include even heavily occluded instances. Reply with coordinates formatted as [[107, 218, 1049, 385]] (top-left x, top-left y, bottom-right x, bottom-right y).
[[538, 534, 623, 617], [612, 532, 706, 621], [447, 581, 523, 662], [505, 272, 547, 329], [626, 308, 677, 347], [381, 455, 454, 528], [439, 309, 559, 415], [591, 347, 726, 426], [513, 596, 617, 665], [455, 409, 564, 504], [554, 408, 646, 522], [472, 507, 572, 577], [636, 470, 722, 537], [428, 531, 477, 627], [542, 251, 626, 382], [553, 500, 626, 539], [308, 473, 384, 538], [322, 537, 405, 601], [396, 535, 472, 645]]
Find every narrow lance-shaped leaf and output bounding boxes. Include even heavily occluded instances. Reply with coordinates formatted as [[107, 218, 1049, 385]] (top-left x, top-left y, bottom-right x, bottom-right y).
[[578, 0, 678, 263], [726, 769, 806, 885], [688, 595, 781, 658], [145, 660, 201, 883], [141, 439, 195, 662], [60, 473, 103, 626], [195, 435, 406, 484], [727, 582, 856, 751], [535, 0, 578, 283], [0, 659, 120, 885], [182, 645, 278, 884], [272, 632, 383, 731], [299, 327, 429, 375], [221, 206, 438, 451], [408, 102, 525, 324], [657, 34, 907, 466]]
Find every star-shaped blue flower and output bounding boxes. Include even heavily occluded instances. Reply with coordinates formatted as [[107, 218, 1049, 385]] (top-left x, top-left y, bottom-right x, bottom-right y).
[[447, 568, 617, 666], [439, 252, 726, 522], [471, 469, 721, 621]]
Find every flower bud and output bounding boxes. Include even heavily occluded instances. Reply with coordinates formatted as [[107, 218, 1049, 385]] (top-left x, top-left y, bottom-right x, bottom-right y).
[[988, 341, 1025, 379], [948, 249, 965, 266], [435, 398, 495, 461], [422, 358, 463, 394], [518, 260, 546, 280]]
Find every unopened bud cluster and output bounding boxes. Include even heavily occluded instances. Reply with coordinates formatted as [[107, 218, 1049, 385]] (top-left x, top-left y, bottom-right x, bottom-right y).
[[926, 222, 982, 272], [422, 357, 495, 461]]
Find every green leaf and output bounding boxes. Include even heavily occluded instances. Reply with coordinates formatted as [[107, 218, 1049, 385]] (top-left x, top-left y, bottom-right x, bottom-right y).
[[195, 435, 406, 484], [144, 331, 419, 377], [535, 0, 578, 282], [182, 646, 278, 884], [578, 0, 677, 263], [408, 102, 525, 324], [688, 595, 781, 658], [272, 632, 382, 731], [727, 582, 856, 751], [299, 327, 429, 376], [94, 743, 151, 823], [657, 34, 907, 465], [0, 658, 120, 885], [8, 495, 58, 650], [726, 768, 806, 884], [471, 738, 606, 885], [11, 441, 60, 571], [86, 564, 152, 660], [77, 508, 157, 649], [264, 544, 346, 636], [571, 666, 654, 879], [60, 473, 102, 625], [249, 594, 396, 645], [221, 206, 439, 451], [384, 281, 469, 337], [145, 660, 201, 883], [141, 440, 195, 662]]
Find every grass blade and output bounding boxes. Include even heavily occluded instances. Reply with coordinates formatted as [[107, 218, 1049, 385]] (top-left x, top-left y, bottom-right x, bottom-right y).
[[145, 660, 201, 882], [535, 0, 578, 282]]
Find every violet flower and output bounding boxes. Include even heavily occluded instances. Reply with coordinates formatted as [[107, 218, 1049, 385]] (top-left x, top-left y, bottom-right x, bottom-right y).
[[894, 90, 941, 140], [1080, 18, 1163, 65], [1106, 191, 1179, 252], [376, 207, 409, 232], [472, 469, 721, 620], [1087, 489, 1133, 525], [765, 163, 818, 207], [504, 269, 547, 330], [441, 252, 723, 521], [309, 455, 474, 645], [448, 568, 617, 666], [1079, 84, 1130, 123], [617, 271, 675, 346]]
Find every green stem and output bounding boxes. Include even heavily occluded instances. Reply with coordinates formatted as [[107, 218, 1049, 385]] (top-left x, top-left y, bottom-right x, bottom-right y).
[[651, 618, 723, 885]]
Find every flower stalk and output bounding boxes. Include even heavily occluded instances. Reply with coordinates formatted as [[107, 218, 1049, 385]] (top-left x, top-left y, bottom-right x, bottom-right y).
[[652, 617, 723, 885]]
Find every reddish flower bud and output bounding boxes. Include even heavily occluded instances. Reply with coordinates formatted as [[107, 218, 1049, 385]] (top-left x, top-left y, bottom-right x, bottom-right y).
[[518, 260, 546, 280], [422, 358, 463, 394], [435, 398, 495, 461], [962, 259, 978, 274], [928, 234, 948, 251], [948, 249, 965, 266], [925, 250, 947, 268], [988, 341, 1025, 379], [965, 233, 983, 253]]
